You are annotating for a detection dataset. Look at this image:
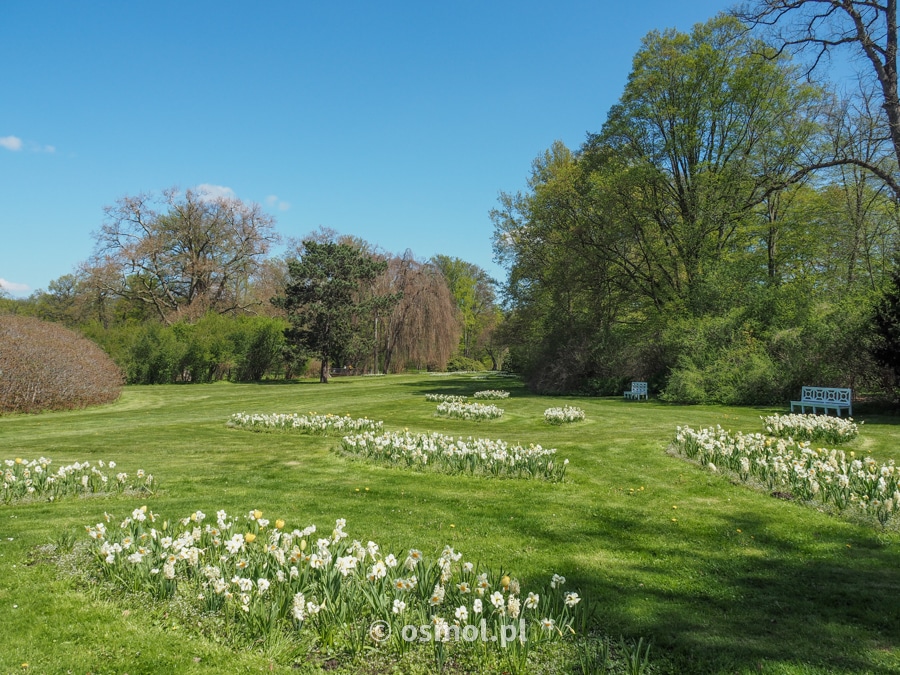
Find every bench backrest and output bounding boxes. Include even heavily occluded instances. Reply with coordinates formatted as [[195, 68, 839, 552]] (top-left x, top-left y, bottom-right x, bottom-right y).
[[800, 386, 851, 405], [631, 381, 648, 394]]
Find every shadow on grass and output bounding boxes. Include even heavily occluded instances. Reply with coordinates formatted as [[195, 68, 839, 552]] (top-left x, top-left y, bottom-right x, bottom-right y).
[[246, 378, 351, 386], [519, 506, 900, 674]]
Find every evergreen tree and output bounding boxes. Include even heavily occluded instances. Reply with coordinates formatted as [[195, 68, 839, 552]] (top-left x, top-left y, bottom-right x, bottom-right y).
[[272, 240, 389, 382]]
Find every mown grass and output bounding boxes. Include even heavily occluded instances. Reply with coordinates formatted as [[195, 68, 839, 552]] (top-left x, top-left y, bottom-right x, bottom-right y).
[[1, 373, 898, 674]]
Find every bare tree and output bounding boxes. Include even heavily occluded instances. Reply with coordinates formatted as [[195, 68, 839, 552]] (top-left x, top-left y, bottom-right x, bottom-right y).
[[739, 0, 900, 197], [88, 187, 278, 323]]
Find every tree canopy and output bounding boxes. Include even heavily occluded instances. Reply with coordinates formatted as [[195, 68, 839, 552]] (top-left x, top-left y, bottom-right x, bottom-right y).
[[492, 14, 895, 399], [739, 0, 900, 198], [272, 240, 392, 383], [88, 187, 278, 323]]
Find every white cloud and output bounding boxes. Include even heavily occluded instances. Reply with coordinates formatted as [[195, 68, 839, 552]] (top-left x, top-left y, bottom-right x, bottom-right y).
[[195, 183, 237, 201], [0, 136, 56, 153], [0, 278, 30, 293], [265, 194, 291, 211], [0, 136, 23, 151]]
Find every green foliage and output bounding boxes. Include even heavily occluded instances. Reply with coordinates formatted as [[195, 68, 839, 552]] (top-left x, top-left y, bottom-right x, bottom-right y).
[[445, 355, 486, 372], [658, 294, 878, 405], [871, 263, 900, 389], [126, 321, 186, 384], [662, 344, 780, 406], [431, 255, 499, 362], [80, 314, 289, 384], [232, 316, 288, 381], [491, 15, 894, 401], [274, 240, 391, 383]]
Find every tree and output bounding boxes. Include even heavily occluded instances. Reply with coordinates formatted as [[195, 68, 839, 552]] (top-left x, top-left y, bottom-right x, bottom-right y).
[[431, 255, 498, 360], [272, 240, 389, 383], [375, 252, 461, 372], [871, 259, 900, 387], [595, 14, 823, 312], [739, 0, 900, 198], [491, 15, 839, 393], [88, 187, 278, 323]]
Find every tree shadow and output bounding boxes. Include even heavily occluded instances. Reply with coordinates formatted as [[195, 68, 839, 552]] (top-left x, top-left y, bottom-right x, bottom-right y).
[[509, 502, 900, 673]]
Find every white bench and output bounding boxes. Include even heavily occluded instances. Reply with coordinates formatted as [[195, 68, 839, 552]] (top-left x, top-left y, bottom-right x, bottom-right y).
[[624, 381, 648, 401], [790, 386, 852, 417]]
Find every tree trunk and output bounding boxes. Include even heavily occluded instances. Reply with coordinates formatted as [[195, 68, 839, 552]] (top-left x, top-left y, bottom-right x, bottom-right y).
[[320, 358, 330, 383]]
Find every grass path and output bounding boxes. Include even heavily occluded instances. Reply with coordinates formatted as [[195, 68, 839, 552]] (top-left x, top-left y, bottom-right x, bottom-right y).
[[0, 373, 898, 673]]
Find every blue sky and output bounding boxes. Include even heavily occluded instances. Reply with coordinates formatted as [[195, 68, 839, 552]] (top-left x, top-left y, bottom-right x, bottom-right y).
[[1, 0, 735, 297]]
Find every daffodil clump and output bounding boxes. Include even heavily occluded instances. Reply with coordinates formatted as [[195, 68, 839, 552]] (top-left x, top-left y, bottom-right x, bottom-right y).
[[435, 401, 504, 421], [543, 406, 586, 425], [340, 431, 568, 481], [672, 425, 900, 526], [2, 458, 154, 505], [762, 413, 860, 444], [473, 390, 510, 400], [424, 394, 468, 403], [86, 510, 586, 664], [227, 412, 382, 435]]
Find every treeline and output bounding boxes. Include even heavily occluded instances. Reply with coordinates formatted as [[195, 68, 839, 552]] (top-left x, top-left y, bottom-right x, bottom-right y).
[[0, 190, 502, 384], [491, 14, 900, 403]]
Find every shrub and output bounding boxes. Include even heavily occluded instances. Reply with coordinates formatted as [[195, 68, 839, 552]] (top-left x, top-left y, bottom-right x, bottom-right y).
[[445, 355, 486, 372], [0, 315, 123, 413]]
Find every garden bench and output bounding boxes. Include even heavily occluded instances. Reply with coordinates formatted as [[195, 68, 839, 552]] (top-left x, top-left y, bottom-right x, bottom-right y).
[[624, 381, 648, 401], [790, 386, 852, 417]]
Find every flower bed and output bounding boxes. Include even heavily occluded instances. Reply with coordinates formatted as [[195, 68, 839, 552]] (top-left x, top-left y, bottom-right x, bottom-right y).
[[340, 431, 568, 481], [473, 390, 510, 400], [228, 412, 383, 435], [424, 394, 468, 403], [85, 510, 586, 665], [544, 406, 585, 425], [671, 425, 899, 526], [435, 401, 504, 421], [762, 413, 860, 444], [2, 458, 154, 505]]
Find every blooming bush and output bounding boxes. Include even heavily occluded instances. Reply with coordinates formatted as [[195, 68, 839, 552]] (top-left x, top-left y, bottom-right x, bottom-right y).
[[2, 458, 154, 505], [544, 406, 586, 425], [340, 431, 569, 481], [473, 390, 510, 400], [671, 425, 900, 526], [762, 413, 860, 444], [85, 510, 586, 666], [227, 412, 382, 435], [424, 394, 468, 403], [435, 401, 504, 421]]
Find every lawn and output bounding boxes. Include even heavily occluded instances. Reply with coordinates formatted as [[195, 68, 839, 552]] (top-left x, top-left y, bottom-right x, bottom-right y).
[[1, 373, 898, 674]]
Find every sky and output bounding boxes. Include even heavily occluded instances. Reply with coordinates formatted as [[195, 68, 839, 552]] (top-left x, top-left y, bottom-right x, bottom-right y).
[[1, 0, 736, 298]]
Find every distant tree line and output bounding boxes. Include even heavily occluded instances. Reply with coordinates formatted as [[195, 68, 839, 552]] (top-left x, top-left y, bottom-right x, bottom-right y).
[[1, 192, 502, 384]]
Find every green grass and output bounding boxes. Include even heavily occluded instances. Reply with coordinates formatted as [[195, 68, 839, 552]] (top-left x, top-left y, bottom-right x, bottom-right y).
[[1, 373, 899, 674]]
